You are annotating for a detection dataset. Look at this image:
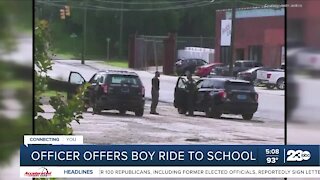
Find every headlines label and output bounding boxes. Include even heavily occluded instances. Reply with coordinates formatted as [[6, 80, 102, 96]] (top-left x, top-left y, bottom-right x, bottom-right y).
[[20, 135, 320, 178]]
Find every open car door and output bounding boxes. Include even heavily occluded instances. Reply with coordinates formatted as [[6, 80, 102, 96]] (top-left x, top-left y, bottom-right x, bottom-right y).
[[67, 71, 86, 100], [174, 77, 187, 109]]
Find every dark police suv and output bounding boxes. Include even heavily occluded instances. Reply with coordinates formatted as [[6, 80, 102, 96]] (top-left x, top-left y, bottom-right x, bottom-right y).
[[174, 77, 259, 120], [67, 70, 145, 116]]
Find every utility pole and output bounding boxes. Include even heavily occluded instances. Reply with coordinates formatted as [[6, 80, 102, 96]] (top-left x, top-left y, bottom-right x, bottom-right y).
[[119, 1, 124, 58], [106, 38, 110, 60], [229, 0, 236, 77], [81, 0, 88, 64], [153, 40, 158, 71]]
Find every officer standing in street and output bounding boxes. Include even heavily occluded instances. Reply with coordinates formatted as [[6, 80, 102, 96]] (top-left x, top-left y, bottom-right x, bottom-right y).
[[150, 71, 160, 115], [185, 72, 196, 116]]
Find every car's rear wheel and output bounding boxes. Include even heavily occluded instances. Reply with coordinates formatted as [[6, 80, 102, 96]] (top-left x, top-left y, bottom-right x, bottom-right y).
[[205, 106, 214, 118], [93, 105, 101, 114], [135, 108, 144, 117], [212, 112, 222, 119], [93, 97, 102, 114], [242, 114, 253, 120], [266, 84, 275, 89], [119, 109, 126, 115], [276, 78, 285, 90], [178, 108, 187, 114], [83, 104, 89, 112]]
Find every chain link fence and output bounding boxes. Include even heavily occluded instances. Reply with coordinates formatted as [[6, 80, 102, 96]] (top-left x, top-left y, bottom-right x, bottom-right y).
[[134, 35, 165, 72], [131, 35, 215, 73]]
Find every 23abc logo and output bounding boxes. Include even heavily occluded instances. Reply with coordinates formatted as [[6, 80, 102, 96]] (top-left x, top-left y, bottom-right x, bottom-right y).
[[286, 150, 311, 162]]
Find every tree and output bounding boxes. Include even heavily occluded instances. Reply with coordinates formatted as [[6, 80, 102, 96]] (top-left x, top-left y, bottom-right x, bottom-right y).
[[35, 0, 284, 58], [0, 0, 32, 165], [34, 19, 87, 135]]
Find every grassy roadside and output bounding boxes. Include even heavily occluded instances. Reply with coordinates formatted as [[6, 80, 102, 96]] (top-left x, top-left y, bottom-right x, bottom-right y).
[[54, 52, 129, 68], [1, 80, 30, 89], [55, 52, 76, 59], [1, 81, 67, 98], [103, 59, 128, 68], [41, 90, 67, 98]]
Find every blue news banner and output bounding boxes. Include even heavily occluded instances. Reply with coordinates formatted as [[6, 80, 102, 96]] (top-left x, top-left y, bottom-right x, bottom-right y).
[[20, 145, 320, 166]]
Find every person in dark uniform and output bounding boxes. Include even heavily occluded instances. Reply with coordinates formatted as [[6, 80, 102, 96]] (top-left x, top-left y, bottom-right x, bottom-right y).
[[185, 72, 196, 116], [150, 71, 160, 115]]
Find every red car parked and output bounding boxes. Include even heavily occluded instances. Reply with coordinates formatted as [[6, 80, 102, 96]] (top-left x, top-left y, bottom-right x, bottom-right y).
[[195, 63, 224, 77]]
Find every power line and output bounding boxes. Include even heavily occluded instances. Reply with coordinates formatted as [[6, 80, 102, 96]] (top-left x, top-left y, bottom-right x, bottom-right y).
[[238, 0, 283, 8], [93, 0, 201, 5], [38, 0, 209, 6], [42, 0, 200, 3], [36, 0, 222, 11]]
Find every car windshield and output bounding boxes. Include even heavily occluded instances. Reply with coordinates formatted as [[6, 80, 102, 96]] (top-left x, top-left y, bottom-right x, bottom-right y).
[[108, 75, 140, 85], [243, 62, 253, 67], [225, 82, 254, 91], [234, 62, 241, 67]]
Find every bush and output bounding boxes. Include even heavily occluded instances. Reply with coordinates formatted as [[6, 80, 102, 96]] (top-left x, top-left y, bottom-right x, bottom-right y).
[[34, 19, 87, 135]]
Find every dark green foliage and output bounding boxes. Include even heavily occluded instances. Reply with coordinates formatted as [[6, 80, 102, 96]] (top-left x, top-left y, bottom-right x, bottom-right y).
[[0, 0, 32, 165], [34, 19, 88, 135], [36, 0, 283, 59]]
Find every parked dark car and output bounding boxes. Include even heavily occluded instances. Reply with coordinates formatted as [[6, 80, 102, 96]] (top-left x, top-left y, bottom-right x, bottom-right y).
[[175, 58, 207, 75], [237, 67, 274, 83], [67, 70, 145, 116], [215, 60, 263, 77], [195, 63, 224, 77], [174, 77, 259, 120]]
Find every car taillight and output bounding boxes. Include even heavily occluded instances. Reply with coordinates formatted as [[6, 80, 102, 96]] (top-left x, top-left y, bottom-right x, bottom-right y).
[[102, 84, 108, 93], [310, 57, 317, 64], [267, 73, 271, 79], [218, 91, 227, 99], [141, 86, 145, 96], [255, 93, 259, 102]]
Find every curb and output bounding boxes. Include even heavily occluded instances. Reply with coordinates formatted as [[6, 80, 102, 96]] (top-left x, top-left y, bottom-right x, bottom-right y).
[[54, 60, 101, 71]]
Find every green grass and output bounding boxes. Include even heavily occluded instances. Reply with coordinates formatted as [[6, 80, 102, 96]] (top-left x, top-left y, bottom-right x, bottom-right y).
[[41, 90, 67, 98], [1, 80, 31, 89], [55, 52, 77, 59], [55, 53, 108, 60], [103, 59, 128, 68], [16, 27, 32, 35]]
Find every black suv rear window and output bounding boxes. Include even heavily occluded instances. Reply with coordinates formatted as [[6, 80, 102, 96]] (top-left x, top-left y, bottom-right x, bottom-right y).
[[200, 79, 224, 89], [108, 75, 140, 85], [225, 82, 254, 91]]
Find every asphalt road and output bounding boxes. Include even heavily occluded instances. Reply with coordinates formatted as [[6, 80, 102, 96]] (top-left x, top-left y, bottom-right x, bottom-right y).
[[43, 60, 285, 145], [48, 60, 285, 123], [41, 99, 283, 145]]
